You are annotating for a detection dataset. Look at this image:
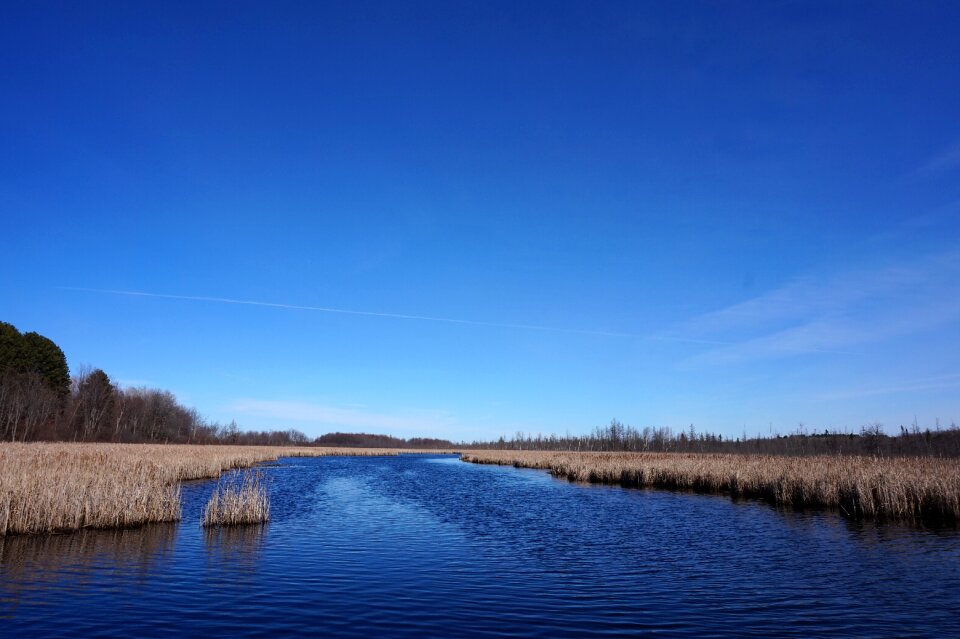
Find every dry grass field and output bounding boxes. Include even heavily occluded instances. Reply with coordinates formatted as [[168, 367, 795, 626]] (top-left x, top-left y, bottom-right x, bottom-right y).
[[462, 450, 960, 521], [0, 443, 455, 535]]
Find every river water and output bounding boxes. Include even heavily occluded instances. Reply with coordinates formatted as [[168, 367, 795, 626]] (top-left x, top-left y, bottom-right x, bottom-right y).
[[2, 454, 959, 637]]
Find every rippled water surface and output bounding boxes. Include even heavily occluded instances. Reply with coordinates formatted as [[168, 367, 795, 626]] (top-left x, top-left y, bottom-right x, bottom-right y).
[[3, 454, 960, 637]]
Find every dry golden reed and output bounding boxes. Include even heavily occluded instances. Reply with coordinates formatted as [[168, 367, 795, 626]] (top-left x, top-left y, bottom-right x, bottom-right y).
[[202, 470, 270, 527], [0, 443, 455, 535], [462, 450, 960, 521]]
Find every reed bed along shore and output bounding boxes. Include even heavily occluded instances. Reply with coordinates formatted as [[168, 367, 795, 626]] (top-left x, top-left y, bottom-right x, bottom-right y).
[[461, 450, 960, 522], [0, 443, 456, 535], [202, 470, 270, 527]]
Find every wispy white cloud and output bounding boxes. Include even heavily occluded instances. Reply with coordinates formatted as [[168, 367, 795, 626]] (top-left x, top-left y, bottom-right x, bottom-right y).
[[228, 398, 457, 436], [916, 139, 960, 175], [673, 251, 960, 366], [819, 373, 960, 401], [683, 253, 956, 335], [900, 199, 960, 228]]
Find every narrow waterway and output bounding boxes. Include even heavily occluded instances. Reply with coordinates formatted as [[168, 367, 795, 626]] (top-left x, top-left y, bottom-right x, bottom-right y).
[[2, 454, 958, 637]]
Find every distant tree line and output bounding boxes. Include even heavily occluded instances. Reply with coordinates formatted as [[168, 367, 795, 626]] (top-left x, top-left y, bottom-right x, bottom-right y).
[[466, 419, 960, 458], [6, 321, 959, 456], [0, 321, 310, 445], [313, 432, 455, 449]]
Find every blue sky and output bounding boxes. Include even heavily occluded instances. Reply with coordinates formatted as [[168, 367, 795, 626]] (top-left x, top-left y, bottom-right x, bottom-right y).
[[2, 2, 959, 441]]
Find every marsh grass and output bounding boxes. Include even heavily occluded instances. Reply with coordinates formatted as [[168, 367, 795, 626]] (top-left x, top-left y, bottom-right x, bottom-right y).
[[461, 450, 960, 522], [202, 470, 270, 527], [0, 444, 456, 535]]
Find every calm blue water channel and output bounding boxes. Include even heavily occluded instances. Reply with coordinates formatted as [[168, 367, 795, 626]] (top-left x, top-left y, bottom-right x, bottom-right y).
[[2, 454, 959, 637]]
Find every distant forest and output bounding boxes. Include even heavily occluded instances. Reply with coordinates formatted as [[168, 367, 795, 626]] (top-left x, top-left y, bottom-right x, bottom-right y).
[[314, 432, 454, 449], [2, 320, 958, 456], [0, 321, 309, 445], [466, 419, 960, 458]]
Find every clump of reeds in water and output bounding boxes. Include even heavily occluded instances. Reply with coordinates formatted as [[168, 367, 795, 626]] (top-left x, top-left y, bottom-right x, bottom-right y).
[[202, 470, 270, 527]]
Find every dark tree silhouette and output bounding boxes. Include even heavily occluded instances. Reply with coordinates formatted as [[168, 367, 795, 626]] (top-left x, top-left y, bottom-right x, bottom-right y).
[[73, 368, 115, 441], [21, 331, 70, 397]]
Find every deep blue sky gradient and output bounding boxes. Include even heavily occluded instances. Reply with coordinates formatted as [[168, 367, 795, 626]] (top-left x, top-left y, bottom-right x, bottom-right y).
[[2, 2, 959, 439]]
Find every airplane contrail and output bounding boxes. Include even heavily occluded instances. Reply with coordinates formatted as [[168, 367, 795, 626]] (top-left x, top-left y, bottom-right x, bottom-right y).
[[60, 287, 638, 338], [61, 287, 859, 356]]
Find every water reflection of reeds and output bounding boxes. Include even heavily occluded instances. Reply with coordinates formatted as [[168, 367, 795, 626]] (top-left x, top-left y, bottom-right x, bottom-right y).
[[203, 523, 268, 570], [0, 524, 178, 614]]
